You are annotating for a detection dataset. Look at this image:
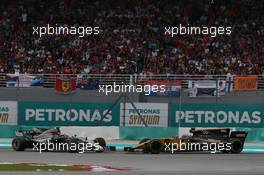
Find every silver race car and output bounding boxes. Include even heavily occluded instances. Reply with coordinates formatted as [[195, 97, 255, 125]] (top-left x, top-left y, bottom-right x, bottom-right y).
[[12, 127, 115, 153]]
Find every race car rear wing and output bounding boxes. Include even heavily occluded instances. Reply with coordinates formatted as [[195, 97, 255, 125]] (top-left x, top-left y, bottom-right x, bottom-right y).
[[230, 131, 248, 143], [190, 128, 231, 141], [15, 128, 51, 138], [189, 128, 248, 143]]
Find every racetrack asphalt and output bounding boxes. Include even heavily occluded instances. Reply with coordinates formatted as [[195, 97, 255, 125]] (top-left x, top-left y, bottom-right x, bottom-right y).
[[0, 148, 264, 175]]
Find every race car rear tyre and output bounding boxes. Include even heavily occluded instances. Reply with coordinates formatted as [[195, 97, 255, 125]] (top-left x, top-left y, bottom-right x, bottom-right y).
[[230, 139, 243, 154], [139, 138, 150, 144], [149, 139, 162, 154], [12, 137, 27, 151], [94, 137, 106, 148]]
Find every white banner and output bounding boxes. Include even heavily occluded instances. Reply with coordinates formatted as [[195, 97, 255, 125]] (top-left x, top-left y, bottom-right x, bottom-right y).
[[6, 74, 43, 87], [188, 80, 226, 97], [120, 103, 168, 127], [0, 101, 17, 125]]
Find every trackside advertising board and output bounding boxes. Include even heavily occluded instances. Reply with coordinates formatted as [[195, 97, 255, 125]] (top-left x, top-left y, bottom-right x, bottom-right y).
[[120, 103, 168, 127], [18, 101, 120, 126], [0, 101, 17, 125], [170, 103, 264, 128], [17, 102, 264, 128]]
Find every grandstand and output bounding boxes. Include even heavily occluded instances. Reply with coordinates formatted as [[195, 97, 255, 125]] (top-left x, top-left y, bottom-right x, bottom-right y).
[[0, 0, 263, 75]]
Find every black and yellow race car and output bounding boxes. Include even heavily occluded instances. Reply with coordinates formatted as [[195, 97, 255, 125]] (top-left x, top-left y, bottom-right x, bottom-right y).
[[124, 128, 248, 154]]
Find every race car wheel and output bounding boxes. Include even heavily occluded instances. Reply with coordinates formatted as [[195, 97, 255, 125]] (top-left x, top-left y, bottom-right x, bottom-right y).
[[94, 138, 106, 153], [143, 143, 150, 153], [94, 137, 106, 148], [139, 138, 150, 144], [12, 137, 27, 151], [230, 139, 243, 154], [149, 139, 162, 154]]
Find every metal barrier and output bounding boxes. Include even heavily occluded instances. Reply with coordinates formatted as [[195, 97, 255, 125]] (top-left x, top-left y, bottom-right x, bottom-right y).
[[0, 73, 263, 89], [0, 73, 263, 130]]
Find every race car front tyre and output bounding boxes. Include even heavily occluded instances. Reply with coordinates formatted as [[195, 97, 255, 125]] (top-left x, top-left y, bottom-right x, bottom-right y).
[[143, 143, 150, 153], [230, 139, 243, 153], [12, 137, 27, 151], [149, 139, 162, 154], [94, 137, 106, 148], [94, 137, 106, 152]]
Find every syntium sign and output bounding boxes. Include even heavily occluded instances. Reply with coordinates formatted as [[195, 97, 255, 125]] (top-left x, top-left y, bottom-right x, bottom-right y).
[[120, 103, 168, 127], [0, 101, 17, 125]]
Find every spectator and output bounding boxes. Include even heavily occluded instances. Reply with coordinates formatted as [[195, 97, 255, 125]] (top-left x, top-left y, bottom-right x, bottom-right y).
[[0, 0, 263, 75]]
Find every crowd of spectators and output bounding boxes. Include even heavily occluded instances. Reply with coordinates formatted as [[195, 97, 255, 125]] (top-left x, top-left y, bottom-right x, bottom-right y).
[[0, 0, 263, 75]]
